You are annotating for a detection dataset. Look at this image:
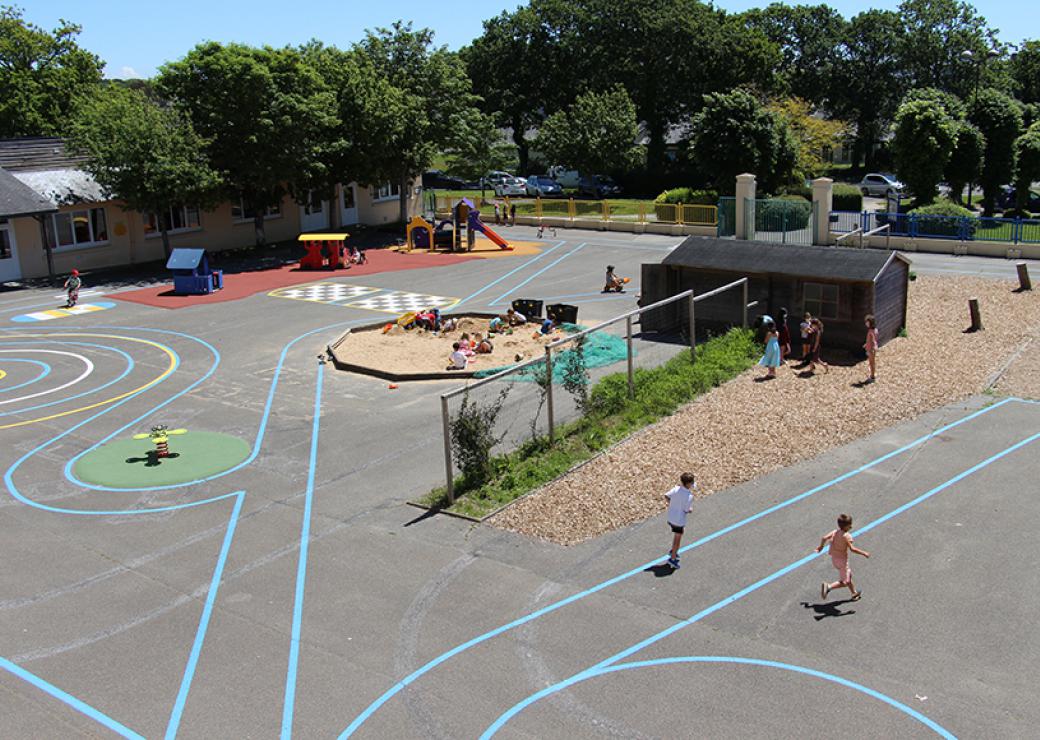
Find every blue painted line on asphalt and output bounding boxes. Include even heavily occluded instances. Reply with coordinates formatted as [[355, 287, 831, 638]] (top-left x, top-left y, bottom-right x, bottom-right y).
[[0, 340, 134, 416], [0, 656, 146, 739], [490, 243, 587, 306], [164, 491, 245, 739], [451, 240, 568, 309], [281, 361, 325, 740], [338, 398, 1015, 737], [0, 358, 51, 394], [480, 426, 1040, 738], [491, 657, 956, 739]]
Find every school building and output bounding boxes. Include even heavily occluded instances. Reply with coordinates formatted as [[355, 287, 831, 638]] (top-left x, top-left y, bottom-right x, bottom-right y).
[[0, 137, 421, 283]]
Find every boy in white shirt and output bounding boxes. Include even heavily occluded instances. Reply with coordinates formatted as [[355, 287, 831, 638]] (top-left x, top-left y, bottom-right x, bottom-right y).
[[447, 342, 468, 370], [664, 472, 696, 569]]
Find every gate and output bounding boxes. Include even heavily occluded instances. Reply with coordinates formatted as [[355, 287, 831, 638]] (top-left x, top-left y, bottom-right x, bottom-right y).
[[750, 198, 814, 245]]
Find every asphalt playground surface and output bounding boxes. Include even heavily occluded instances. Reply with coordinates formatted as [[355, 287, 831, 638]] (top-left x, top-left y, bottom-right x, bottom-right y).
[[1, 227, 1038, 739]]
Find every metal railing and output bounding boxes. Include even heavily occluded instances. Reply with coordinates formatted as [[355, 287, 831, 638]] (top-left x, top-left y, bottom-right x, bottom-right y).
[[432, 195, 717, 227], [438, 278, 750, 502]]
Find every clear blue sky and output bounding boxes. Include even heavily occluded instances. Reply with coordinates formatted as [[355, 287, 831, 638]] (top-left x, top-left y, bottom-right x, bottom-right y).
[[19, 0, 1037, 79]]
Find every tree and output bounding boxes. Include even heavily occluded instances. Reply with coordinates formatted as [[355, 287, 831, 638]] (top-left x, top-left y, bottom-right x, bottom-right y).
[[443, 110, 518, 192], [0, 6, 104, 137], [969, 88, 1024, 214], [157, 43, 337, 247], [535, 86, 643, 175], [742, 3, 846, 107], [830, 10, 907, 170], [689, 89, 799, 194], [892, 98, 958, 205], [352, 22, 477, 223], [67, 86, 222, 258], [902, 87, 967, 119], [1013, 122, 1040, 212], [945, 120, 985, 205], [1011, 40, 1040, 106], [767, 97, 849, 179], [897, 0, 1004, 100]]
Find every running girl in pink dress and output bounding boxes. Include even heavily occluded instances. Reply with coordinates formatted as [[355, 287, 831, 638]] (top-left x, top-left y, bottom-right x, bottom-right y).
[[863, 314, 879, 383], [815, 513, 870, 601]]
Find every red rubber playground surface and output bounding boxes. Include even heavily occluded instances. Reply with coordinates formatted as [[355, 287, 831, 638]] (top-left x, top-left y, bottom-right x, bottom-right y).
[[112, 249, 476, 309]]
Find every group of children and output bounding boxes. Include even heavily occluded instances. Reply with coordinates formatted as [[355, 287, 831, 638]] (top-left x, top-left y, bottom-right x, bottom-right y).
[[447, 332, 495, 370], [492, 202, 518, 226], [758, 309, 879, 383], [663, 472, 871, 602]]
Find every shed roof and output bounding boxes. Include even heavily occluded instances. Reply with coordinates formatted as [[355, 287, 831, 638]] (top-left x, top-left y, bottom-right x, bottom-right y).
[[166, 248, 206, 270], [0, 167, 57, 218], [11, 168, 105, 207], [663, 237, 910, 282], [0, 137, 86, 172]]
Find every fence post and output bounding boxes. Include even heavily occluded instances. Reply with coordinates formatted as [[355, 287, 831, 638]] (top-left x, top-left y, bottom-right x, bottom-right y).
[[677, 202, 685, 225], [441, 395, 454, 504], [639, 202, 646, 223], [1014, 217, 1021, 245], [909, 214, 918, 238], [735, 173, 756, 240], [626, 315, 635, 398], [688, 293, 696, 360], [544, 346, 555, 442], [1017, 261, 1032, 291], [811, 177, 833, 246], [535, 197, 542, 218], [602, 200, 610, 221], [742, 279, 749, 328], [568, 197, 576, 220]]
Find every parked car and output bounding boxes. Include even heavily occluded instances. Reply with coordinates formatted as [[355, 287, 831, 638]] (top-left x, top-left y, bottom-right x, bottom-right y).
[[858, 172, 905, 198], [481, 170, 514, 189], [997, 186, 1040, 212], [525, 175, 563, 197], [547, 165, 580, 188], [578, 174, 622, 198], [421, 170, 465, 189], [494, 176, 527, 197]]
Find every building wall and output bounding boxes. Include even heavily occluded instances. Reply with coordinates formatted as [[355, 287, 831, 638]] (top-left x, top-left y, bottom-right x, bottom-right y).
[[872, 258, 909, 344], [11, 181, 421, 279]]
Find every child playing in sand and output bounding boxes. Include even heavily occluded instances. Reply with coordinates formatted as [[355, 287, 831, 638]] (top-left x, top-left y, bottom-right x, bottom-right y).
[[664, 472, 696, 569], [458, 333, 476, 355], [816, 513, 870, 601], [863, 314, 879, 383], [474, 333, 494, 354], [64, 269, 81, 308], [446, 342, 469, 371], [538, 316, 557, 336], [603, 265, 625, 293], [506, 308, 527, 326]]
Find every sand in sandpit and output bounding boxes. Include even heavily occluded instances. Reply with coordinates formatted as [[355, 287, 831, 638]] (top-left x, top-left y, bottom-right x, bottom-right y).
[[342, 316, 558, 375]]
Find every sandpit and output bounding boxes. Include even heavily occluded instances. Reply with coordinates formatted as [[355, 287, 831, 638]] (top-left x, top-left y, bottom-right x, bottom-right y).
[[331, 315, 563, 380]]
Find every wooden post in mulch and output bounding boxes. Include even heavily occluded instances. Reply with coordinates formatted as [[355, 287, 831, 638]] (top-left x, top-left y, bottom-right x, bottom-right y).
[[1016, 262, 1032, 291], [968, 297, 984, 332]]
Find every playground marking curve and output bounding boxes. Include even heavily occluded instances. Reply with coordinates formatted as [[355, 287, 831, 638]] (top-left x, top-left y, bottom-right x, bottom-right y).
[[0, 349, 94, 406], [0, 358, 51, 395], [0, 333, 176, 430]]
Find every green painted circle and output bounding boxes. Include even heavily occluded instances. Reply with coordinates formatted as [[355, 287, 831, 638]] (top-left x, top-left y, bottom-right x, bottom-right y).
[[74, 431, 251, 488]]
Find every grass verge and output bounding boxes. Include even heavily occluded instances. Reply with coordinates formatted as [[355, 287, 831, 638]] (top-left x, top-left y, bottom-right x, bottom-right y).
[[417, 329, 759, 519]]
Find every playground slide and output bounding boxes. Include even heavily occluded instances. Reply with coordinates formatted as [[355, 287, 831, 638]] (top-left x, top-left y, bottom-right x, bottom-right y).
[[471, 216, 511, 249]]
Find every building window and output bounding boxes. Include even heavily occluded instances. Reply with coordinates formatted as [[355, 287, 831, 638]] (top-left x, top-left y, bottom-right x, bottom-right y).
[[144, 205, 201, 235], [803, 282, 839, 320], [0, 219, 11, 260], [231, 197, 281, 221], [372, 182, 400, 201], [44, 208, 108, 250]]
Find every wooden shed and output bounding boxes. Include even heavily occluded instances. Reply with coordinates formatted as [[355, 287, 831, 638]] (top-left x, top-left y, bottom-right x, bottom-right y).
[[641, 237, 910, 350]]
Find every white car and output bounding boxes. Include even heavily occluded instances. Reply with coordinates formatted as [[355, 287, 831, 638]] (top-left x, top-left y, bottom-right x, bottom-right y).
[[858, 172, 905, 198], [494, 176, 527, 197]]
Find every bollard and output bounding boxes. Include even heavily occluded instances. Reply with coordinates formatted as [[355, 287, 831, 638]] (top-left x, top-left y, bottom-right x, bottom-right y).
[[968, 297, 984, 332], [1016, 262, 1032, 291]]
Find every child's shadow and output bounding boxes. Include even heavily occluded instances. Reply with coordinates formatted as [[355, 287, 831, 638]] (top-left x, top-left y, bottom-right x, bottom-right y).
[[125, 451, 180, 467], [801, 599, 856, 621], [644, 563, 675, 578]]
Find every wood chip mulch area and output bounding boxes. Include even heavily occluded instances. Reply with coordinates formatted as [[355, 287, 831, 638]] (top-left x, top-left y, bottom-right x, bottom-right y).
[[489, 275, 1040, 545]]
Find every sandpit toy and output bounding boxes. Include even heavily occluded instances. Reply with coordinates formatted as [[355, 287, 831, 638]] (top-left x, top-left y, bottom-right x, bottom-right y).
[[133, 424, 187, 459]]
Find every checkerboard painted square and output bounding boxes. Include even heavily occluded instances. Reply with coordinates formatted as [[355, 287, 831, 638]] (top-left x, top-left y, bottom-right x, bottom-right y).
[[344, 291, 458, 314], [269, 283, 379, 304]]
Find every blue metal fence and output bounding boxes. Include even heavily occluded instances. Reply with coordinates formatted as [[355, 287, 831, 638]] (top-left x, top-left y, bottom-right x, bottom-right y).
[[861, 212, 1039, 244]]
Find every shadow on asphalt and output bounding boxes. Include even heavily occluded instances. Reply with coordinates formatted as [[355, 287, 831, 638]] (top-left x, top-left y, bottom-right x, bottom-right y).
[[644, 563, 676, 578], [801, 599, 857, 621]]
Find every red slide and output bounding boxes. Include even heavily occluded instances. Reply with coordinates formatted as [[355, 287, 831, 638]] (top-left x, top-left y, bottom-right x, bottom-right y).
[[471, 216, 512, 250]]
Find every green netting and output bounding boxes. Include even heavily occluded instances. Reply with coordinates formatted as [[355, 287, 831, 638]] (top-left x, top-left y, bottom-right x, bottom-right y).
[[472, 324, 632, 381]]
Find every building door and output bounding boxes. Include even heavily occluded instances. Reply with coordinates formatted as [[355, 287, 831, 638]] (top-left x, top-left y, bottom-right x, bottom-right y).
[[340, 184, 359, 225], [300, 191, 329, 231], [0, 218, 22, 283]]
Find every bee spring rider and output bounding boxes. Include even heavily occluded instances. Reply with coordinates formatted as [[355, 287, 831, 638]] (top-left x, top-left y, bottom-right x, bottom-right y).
[[133, 424, 187, 458]]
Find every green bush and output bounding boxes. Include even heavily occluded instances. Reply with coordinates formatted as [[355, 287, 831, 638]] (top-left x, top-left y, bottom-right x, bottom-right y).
[[832, 183, 863, 211], [654, 187, 717, 220], [778, 183, 812, 199], [909, 200, 975, 238], [756, 196, 812, 231]]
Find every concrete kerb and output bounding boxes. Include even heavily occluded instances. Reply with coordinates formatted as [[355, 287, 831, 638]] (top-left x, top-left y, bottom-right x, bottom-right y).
[[516, 215, 715, 238]]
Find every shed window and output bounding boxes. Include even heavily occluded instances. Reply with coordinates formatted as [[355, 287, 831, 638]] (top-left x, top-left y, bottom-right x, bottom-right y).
[[803, 281, 839, 320], [0, 223, 11, 260]]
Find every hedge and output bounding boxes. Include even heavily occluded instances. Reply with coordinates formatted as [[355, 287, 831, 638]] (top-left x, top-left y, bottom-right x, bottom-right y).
[[756, 196, 812, 231], [654, 187, 717, 220], [832, 183, 863, 211], [909, 200, 977, 238]]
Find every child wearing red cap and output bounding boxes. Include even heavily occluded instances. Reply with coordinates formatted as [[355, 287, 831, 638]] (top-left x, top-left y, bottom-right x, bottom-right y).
[[64, 269, 81, 308]]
